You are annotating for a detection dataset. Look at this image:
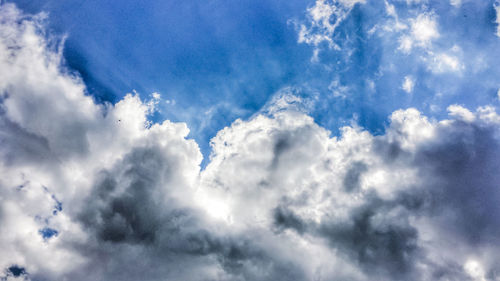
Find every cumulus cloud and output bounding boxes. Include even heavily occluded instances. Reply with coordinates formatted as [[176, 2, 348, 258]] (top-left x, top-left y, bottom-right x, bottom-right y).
[[2, 3, 500, 281], [201, 101, 500, 280]]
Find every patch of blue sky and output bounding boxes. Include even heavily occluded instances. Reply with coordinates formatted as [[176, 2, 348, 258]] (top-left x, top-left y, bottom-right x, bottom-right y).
[[7, 265, 27, 277], [10, 0, 500, 162], [38, 227, 59, 240]]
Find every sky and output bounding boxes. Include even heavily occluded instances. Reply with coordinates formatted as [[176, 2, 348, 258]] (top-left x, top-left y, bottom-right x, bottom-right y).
[[1, 0, 500, 280]]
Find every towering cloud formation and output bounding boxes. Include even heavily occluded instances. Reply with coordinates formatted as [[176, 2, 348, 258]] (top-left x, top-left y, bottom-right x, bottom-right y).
[[1, 3, 500, 281]]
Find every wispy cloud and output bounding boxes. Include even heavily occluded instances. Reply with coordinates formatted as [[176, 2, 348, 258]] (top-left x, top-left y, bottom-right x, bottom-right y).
[[295, 0, 365, 59]]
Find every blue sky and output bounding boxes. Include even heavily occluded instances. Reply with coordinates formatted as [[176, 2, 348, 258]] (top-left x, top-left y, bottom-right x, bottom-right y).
[[3, 1, 500, 280], [11, 0, 500, 163], [13, 0, 313, 162]]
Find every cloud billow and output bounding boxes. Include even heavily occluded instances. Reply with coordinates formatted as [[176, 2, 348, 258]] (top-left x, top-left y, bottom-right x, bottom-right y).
[[1, 2, 500, 281]]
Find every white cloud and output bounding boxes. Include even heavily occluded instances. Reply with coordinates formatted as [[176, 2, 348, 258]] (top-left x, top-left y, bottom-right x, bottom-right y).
[[201, 100, 500, 280], [383, 0, 407, 32], [464, 259, 487, 281], [402, 75, 415, 93], [380, 5, 464, 77], [3, 3, 500, 281], [399, 13, 439, 52], [450, 0, 462, 7], [297, 0, 365, 52], [447, 104, 476, 122], [398, 35, 413, 52], [411, 13, 439, 44], [427, 52, 464, 73]]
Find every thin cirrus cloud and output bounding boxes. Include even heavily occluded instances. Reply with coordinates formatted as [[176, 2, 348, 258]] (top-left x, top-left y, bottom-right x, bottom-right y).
[[1, 2, 500, 281]]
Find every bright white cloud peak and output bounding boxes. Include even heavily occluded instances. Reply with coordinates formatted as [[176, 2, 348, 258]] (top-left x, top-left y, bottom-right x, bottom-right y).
[[2, 3, 500, 281]]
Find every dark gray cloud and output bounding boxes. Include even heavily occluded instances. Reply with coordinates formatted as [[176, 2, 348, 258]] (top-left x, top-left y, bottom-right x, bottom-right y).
[[273, 194, 421, 279], [343, 161, 368, 192], [0, 114, 55, 167], [413, 121, 500, 245], [71, 144, 306, 281], [317, 199, 419, 277], [79, 146, 175, 244]]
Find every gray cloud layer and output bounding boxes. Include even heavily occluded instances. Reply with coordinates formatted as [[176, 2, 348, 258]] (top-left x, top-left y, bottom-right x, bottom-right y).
[[1, 3, 500, 281]]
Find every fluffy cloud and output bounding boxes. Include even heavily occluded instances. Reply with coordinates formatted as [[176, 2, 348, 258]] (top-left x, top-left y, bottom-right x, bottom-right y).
[[2, 3, 500, 281], [399, 13, 439, 53], [201, 97, 500, 280]]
